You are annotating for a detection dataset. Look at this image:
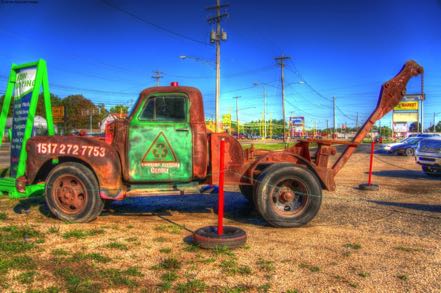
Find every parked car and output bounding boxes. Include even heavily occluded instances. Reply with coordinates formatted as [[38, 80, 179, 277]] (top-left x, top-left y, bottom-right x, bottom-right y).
[[385, 137, 424, 156], [383, 134, 439, 155], [415, 137, 441, 176]]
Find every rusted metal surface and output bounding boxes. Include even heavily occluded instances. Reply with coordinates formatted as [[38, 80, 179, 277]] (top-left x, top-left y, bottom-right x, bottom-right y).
[[332, 60, 424, 174], [217, 61, 423, 192], [26, 136, 125, 198], [51, 174, 88, 214]]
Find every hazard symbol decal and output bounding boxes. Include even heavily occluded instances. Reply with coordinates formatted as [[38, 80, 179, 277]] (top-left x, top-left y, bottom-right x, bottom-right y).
[[141, 132, 180, 173]]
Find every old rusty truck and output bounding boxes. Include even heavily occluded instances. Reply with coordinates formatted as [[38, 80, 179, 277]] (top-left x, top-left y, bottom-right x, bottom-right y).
[[17, 61, 423, 227]]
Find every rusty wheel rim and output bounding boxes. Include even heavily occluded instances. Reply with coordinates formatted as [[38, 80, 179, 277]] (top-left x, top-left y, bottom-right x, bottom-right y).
[[52, 175, 88, 215], [270, 179, 309, 217]]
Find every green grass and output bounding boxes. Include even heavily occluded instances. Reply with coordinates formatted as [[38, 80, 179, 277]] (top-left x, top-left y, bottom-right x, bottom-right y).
[[98, 268, 140, 287], [153, 237, 169, 243], [161, 271, 178, 282], [397, 274, 408, 281], [17, 271, 36, 284], [257, 283, 271, 293], [47, 226, 60, 234], [154, 224, 183, 234], [105, 242, 128, 251], [62, 228, 105, 239], [26, 286, 61, 293], [157, 258, 182, 271], [299, 263, 320, 272], [0, 225, 42, 254], [54, 263, 142, 291], [183, 243, 200, 252], [68, 252, 111, 264], [212, 245, 235, 257], [52, 248, 69, 256], [241, 143, 293, 151], [159, 247, 172, 254], [357, 271, 370, 278], [54, 266, 101, 292], [175, 279, 207, 293], [343, 243, 362, 250], [0, 212, 7, 221], [394, 246, 422, 253], [219, 259, 252, 276], [256, 258, 275, 273]]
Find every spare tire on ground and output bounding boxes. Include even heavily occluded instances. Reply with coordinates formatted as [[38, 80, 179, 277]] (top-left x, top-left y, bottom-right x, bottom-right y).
[[193, 226, 247, 249]]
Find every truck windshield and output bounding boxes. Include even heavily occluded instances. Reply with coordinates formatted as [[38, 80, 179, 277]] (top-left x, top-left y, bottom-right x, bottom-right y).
[[139, 95, 186, 122]]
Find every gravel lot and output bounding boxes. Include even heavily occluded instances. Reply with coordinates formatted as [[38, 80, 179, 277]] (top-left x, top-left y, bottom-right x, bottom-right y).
[[0, 145, 439, 292]]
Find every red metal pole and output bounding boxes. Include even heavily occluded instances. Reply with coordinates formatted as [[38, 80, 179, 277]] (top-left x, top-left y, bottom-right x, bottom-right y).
[[218, 138, 225, 235], [368, 140, 375, 185]]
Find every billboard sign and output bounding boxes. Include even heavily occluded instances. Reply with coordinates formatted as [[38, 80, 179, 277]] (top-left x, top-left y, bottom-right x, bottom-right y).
[[52, 106, 65, 124], [393, 122, 409, 133], [393, 112, 419, 123], [222, 114, 231, 130], [289, 116, 304, 125], [10, 68, 37, 177], [394, 101, 418, 111]]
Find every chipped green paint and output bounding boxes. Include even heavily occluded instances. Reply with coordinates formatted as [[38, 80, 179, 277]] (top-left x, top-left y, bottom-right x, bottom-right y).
[[128, 93, 192, 182]]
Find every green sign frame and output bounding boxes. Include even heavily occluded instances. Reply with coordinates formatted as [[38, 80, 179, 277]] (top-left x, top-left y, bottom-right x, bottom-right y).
[[0, 59, 54, 198]]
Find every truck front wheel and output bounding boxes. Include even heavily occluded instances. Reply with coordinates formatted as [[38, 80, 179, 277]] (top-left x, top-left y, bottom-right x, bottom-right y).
[[254, 164, 322, 227], [45, 162, 104, 223]]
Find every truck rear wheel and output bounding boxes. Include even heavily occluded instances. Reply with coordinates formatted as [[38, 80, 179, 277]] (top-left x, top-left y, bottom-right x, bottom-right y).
[[239, 185, 254, 206], [254, 164, 322, 227], [45, 162, 104, 223]]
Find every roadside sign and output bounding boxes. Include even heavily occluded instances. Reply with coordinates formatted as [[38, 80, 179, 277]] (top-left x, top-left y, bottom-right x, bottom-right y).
[[52, 106, 64, 123], [0, 59, 54, 198], [222, 114, 231, 130], [394, 101, 418, 111]]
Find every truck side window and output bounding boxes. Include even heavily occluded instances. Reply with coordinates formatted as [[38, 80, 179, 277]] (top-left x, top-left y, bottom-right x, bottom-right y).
[[139, 95, 186, 122]]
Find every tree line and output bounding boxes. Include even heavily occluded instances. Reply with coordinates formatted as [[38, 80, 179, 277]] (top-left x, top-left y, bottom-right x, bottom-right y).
[[0, 94, 129, 133]]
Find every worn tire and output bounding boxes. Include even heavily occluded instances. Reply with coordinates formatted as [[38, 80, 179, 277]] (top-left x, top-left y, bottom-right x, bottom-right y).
[[45, 162, 104, 223], [254, 163, 322, 227], [193, 226, 247, 249], [422, 166, 441, 177], [239, 185, 254, 206], [405, 148, 415, 156]]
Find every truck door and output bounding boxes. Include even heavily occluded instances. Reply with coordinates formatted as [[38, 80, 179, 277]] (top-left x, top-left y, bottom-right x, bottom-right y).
[[128, 94, 192, 182]]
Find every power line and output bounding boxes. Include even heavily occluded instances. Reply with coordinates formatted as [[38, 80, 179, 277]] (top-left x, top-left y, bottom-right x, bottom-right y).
[[100, 0, 209, 46]]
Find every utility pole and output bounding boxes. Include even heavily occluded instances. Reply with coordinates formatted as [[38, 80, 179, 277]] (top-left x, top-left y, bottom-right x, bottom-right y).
[[326, 119, 329, 132], [269, 112, 273, 138], [208, 0, 229, 132], [333, 96, 336, 135], [275, 55, 290, 143], [151, 70, 164, 86], [263, 86, 267, 139], [355, 112, 359, 129], [233, 96, 240, 135]]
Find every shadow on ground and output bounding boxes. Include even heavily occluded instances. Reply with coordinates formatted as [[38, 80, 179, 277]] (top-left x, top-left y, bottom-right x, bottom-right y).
[[371, 170, 439, 180], [12, 192, 267, 227], [369, 200, 441, 213], [105, 192, 267, 227]]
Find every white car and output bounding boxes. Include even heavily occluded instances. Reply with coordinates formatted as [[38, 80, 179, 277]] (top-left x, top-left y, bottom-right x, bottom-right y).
[[415, 137, 441, 176]]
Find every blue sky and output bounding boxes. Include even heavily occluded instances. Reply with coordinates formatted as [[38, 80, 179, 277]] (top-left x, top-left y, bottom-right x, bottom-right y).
[[0, 0, 440, 129]]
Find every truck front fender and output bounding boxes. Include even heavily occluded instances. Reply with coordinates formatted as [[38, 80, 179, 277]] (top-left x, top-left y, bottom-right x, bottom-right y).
[[26, 136, 125, 199]]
